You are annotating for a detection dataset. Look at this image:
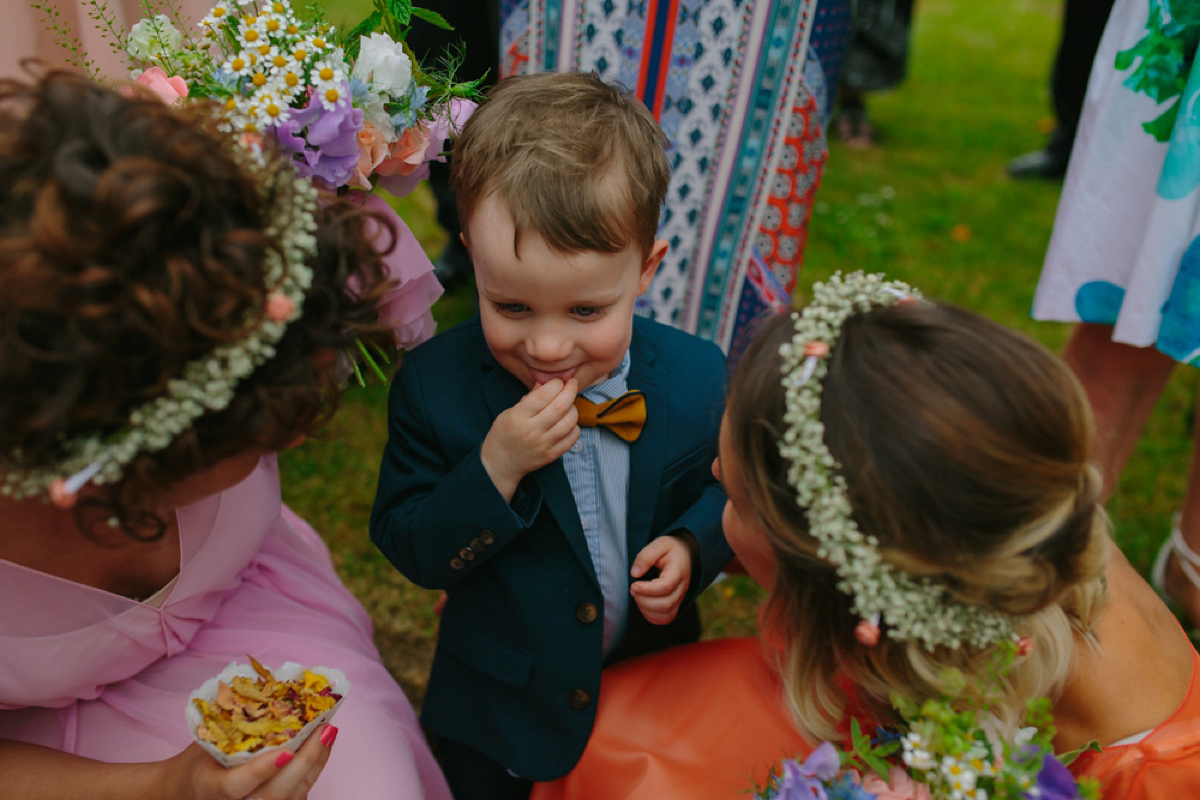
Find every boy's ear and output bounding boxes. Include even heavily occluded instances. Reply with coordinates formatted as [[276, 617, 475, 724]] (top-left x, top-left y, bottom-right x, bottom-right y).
[[638, 239, 669, 295]]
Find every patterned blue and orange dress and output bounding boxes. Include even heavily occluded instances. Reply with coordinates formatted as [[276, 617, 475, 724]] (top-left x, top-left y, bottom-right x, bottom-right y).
[[500, 0, 851, 353], [1034, 0, 1200, 364]]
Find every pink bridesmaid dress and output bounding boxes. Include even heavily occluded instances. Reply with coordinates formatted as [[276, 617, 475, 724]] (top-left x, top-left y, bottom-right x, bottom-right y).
[[0, 456, 452, 800]]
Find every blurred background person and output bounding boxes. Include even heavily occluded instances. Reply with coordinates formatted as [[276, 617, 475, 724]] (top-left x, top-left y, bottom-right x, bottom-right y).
[[1008, 0, 1117, 179]]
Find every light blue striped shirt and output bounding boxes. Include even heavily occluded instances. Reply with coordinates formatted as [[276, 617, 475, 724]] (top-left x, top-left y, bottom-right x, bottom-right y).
[[562, 350, 632, 656]]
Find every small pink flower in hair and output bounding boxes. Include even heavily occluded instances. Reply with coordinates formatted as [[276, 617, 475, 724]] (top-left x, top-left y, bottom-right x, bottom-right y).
[[239, 132, 264, 153], [855, 612, 882, 647], [1016, 636, 1034, 656], [48, 479, 77, 509], [896, 295, 919, 307], [803, 341, 830, 358], [265, 293, 296, 322]]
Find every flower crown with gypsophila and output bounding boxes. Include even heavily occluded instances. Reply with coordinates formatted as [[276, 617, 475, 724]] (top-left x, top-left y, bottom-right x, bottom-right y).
[[0, 146, 318, 507], [779, 271, 1017, 651]]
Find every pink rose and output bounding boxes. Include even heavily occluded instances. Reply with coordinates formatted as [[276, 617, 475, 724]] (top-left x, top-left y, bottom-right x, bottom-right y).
[[862, 766, 932, 800], [133, 66, 188, 104], [349, 122, 390, 189], [376, 123, 432, 178]]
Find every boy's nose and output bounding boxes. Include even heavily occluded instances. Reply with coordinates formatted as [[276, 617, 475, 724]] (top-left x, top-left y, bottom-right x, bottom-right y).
[[525, 328, 572, 362]]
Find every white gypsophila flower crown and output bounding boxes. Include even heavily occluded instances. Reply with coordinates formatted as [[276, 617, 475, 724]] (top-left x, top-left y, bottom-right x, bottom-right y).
[[0, 145, 318, 504], [779, 271, 1016, 651]]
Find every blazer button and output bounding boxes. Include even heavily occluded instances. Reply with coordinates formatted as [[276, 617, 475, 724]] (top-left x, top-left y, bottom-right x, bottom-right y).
[[469, 537, 486, 553], [567, 689, 591, 709], [575, 602, 598, 624], [450, 557, 466, 570], [458, 547, 476, 561], [479, 529, 496, 545]]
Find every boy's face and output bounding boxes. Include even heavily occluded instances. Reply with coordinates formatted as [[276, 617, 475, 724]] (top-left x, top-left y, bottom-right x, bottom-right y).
[[465, 194, 666, 391]]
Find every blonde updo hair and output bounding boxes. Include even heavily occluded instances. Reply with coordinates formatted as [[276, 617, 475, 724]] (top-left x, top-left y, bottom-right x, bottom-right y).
[[726, 304, 1109, 742]]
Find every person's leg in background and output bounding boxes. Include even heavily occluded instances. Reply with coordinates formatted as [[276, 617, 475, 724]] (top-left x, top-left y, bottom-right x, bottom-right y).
[[1062, 323, 1200, 626], [1009, 0, 1117, 179]]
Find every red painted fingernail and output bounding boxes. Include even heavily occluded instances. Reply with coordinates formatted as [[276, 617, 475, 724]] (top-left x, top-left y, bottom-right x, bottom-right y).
[[320, 725, 338, 746], [275, 751, 294, 768]]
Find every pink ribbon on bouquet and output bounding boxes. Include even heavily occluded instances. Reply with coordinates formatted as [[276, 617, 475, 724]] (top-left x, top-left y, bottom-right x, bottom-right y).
[[347, 192, 444, 351]]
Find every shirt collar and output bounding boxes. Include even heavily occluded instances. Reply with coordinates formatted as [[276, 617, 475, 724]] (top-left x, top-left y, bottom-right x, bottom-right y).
[[581, 350, 630, 402]]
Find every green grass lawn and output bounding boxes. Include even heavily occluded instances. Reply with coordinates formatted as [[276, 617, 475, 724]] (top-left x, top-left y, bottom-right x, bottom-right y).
[[281, 0, 1199, 706]]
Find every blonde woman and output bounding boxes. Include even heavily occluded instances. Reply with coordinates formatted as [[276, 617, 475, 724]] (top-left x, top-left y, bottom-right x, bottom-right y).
[[536, 275, 1200, 799]]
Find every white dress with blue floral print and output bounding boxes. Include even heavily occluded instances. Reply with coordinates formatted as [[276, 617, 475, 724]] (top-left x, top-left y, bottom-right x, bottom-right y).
[[1034, 0, 1200, 365]]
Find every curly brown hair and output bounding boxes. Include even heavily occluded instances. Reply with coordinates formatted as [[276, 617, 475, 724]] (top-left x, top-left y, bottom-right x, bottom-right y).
[[0, 70, 393, 539]]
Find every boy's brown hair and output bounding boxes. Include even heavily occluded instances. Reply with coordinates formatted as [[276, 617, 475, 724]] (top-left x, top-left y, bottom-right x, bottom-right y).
[[450, 71, 670, 256]]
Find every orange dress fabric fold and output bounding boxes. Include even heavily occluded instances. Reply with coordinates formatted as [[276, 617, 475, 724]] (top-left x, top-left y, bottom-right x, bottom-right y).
[[1070, 648, 1200, 798], [531, 637, 813, 800]]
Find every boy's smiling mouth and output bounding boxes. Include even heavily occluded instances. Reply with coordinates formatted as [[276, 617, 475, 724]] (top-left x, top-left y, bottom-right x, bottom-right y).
[[528, 366, 579, 385]]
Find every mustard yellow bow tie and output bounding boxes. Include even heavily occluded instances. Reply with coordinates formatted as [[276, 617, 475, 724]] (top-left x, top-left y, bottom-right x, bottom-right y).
[[574, 389, 647, 443]]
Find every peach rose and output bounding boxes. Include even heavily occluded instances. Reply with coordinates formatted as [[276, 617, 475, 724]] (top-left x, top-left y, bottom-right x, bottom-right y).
[[349, 122, 390, 188], [375, 123, 431, 177], [134, 66, 188, 104]]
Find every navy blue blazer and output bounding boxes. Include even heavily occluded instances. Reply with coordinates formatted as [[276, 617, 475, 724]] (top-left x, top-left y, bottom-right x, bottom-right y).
[[369, 315, 732, 781]]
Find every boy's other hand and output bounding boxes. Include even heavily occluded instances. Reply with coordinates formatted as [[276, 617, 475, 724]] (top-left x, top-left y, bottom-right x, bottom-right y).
[[481, 378, 580, 502], [629, 536, 693, 625]]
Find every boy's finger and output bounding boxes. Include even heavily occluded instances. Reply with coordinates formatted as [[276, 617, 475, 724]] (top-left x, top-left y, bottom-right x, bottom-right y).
[[630, 574, 673, 597], [633, 595, 680, 624], [550, 418, 581, 449], [522, 378, 565, 411], [630, 539, 670, 578], [541, 392, 580, 428]]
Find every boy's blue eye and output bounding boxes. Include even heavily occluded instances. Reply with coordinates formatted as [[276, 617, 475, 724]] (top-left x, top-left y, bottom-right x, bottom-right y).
[[572, 306, 601, 318], [494, 302, 528, 314]]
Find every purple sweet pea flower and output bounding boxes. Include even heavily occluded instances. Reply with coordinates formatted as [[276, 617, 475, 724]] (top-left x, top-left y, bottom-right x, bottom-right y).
[[272, 87, 364, 188], [773, 742, 843, 799], [1025, 753, 1083, 800]]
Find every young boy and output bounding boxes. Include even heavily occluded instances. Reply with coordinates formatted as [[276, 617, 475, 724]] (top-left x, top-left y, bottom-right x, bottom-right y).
[[369, 72, 732, 799]]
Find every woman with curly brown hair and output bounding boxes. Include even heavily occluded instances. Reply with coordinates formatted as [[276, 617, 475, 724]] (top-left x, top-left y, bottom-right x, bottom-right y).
[[0, 71, 451, 800]]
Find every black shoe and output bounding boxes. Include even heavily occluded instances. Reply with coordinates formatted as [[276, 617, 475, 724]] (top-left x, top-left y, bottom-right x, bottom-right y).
[[1007, 148, 1068, 180]]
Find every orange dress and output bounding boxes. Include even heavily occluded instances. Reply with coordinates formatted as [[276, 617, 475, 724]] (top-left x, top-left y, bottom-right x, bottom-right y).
[[531, 637, 813, 800], [1070, 649, 1200, 798], [535, 638, 1200, 799]]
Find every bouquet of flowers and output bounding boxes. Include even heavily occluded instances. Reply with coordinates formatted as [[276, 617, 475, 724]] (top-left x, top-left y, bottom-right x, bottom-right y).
[[35, 0, 482, 372], [38, 0, 480, 192], [757, 652, 1100, 800]]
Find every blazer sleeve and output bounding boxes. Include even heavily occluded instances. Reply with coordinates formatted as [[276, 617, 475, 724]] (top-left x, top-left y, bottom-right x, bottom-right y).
[[663, 480, 730, 606], [369, 353, 542, 589], [651, 335, 732, 605]]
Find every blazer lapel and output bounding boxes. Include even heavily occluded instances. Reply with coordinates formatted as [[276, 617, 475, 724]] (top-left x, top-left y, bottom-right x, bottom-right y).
[[481, 361, 599, 589], [625, 326, 667, 561]]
